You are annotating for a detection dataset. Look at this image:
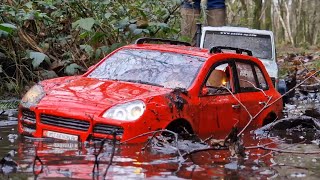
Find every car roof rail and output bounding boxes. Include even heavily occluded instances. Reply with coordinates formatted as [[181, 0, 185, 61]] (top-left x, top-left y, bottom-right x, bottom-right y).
[[135, 38, 191, 46], [210, 46, 253, 56]]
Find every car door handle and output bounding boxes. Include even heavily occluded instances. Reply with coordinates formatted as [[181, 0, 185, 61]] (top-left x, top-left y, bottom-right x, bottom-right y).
[[259, 101, 266, 105], [232, 104, 241, 109]]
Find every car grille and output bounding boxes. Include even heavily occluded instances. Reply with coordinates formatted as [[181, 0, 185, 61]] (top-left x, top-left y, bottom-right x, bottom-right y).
[[21, 109, 37, 133], [93, 124, 124, 136], [22, 109, 36, 124], [40, 114, 90, 131]]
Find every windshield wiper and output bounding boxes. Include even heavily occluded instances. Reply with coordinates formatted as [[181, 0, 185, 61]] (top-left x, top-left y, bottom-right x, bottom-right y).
[[115, 79, 164, 87]]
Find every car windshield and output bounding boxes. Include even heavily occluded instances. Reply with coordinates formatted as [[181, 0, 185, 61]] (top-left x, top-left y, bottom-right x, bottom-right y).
[[87, 49, 205, 89], [203, 31, 273, 59]]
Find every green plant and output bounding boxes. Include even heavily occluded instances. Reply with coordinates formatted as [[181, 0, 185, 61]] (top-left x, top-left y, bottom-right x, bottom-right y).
[[0, 0, 183, 95]]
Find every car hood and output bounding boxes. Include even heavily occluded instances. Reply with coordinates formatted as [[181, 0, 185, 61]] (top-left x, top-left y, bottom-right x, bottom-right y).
[[38, 77, 171, 113]]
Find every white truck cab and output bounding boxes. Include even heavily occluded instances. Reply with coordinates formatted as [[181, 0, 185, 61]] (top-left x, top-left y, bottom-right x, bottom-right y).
[[199, 26, 278, 86]]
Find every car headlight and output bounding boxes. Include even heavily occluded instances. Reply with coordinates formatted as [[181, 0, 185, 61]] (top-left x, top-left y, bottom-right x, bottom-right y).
[[103, 100, 146, 121], [21, 84, 45, 108]]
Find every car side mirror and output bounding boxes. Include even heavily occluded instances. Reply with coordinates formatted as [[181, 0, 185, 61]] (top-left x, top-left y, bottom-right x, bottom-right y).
[[201, 87, 209, 96], [88, 65, 94, 71]]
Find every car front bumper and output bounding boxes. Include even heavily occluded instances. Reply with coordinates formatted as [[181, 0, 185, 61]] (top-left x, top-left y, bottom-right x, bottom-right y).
[[18, 106, 153, 143]]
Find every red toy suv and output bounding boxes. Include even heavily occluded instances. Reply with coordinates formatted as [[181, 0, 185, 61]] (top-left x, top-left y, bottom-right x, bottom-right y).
[[18, 38, 283, 143]]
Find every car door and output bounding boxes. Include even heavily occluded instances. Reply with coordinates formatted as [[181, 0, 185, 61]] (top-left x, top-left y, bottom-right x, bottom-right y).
[[234, 61, 270, 128], [199, 61, 241, 137]]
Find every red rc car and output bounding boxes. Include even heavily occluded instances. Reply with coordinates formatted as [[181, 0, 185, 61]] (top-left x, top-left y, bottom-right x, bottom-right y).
[[18, 38, 283, 143]]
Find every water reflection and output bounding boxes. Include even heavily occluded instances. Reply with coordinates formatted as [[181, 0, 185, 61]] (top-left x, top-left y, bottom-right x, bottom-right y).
[[0, 125, 284, 179], [1, 94, 320, 179]]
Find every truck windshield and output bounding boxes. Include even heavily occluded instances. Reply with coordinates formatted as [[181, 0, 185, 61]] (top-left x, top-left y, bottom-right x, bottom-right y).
[[87, 49, 205, 89], [203, 31, 273, 60]]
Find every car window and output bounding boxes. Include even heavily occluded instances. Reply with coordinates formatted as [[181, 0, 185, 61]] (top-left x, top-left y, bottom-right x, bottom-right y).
[[205, 63, 233, 95], [236, 62, 258, 92], [254, 65, 268, 90], [87, 49, 205, 89]]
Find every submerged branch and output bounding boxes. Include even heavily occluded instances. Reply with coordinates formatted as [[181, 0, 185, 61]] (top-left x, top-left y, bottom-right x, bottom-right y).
[[103, 132, 117, 179], [120, 129, 184, 160]]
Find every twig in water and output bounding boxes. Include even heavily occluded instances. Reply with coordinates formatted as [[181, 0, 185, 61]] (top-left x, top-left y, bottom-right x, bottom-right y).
[[103, 132, 117, 179], [246, 139, 320, 154], [33, 143, 44, 176], [182, 146, 228, 159], [203, 135, 214, 143], [255, 140, 306, 162], [120, 129, 184, 161], [92, 139, 106, 177], [141, 131, 159, 151]]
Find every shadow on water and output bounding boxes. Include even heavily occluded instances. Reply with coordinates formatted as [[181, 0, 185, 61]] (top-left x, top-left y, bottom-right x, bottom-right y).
[[0, 92, 320, 179]]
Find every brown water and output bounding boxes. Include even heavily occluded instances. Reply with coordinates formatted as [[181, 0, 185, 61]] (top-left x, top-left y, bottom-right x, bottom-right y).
[[1, 92, 320, 179]]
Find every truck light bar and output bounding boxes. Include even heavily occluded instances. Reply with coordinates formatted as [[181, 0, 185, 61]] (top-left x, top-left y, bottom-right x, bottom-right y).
[[210, 46, 253, 56]]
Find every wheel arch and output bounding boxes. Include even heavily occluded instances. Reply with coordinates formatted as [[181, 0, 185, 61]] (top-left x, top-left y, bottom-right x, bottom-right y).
[[262, 111, 278, 126], [165, 118, 194, 134]]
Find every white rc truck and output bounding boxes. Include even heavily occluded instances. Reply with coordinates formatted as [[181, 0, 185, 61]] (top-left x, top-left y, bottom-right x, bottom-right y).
[[197, 26, 282, 89]]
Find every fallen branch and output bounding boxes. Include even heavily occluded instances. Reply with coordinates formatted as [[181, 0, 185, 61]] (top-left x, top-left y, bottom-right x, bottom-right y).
[[141, 131, 159, 151], [246, 140, 320, 154], [255, 140, 305, 161], [120, 129, 184, 160], [182, 146, 228, 159], [183, 127, 244, 159]]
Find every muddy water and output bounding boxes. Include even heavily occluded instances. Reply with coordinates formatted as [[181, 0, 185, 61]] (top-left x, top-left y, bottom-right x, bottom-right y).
[[1, 129, 319, 179], [0, 126, 281, 179], [1, 93, 320, 179]]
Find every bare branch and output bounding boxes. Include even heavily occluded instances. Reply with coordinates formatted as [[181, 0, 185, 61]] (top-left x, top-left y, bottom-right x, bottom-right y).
[[237, 96, 273, 136], [239, 70, 320, 136], [246, 141, 320, 154], [222, 86, 253, 120], [266, 70, 320, 108]]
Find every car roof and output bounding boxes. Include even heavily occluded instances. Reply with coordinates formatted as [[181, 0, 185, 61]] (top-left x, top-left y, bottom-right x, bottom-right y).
[[122, 44, 264, 65], [123, 44, 209, 58]]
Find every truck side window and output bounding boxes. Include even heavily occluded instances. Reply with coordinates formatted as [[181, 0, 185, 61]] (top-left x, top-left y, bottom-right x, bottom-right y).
[[205, 63, 233, 95], [236, 62, 257, 92]]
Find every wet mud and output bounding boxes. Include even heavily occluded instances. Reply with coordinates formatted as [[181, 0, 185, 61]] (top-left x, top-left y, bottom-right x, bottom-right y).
[[1, 91, 320, 179]]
